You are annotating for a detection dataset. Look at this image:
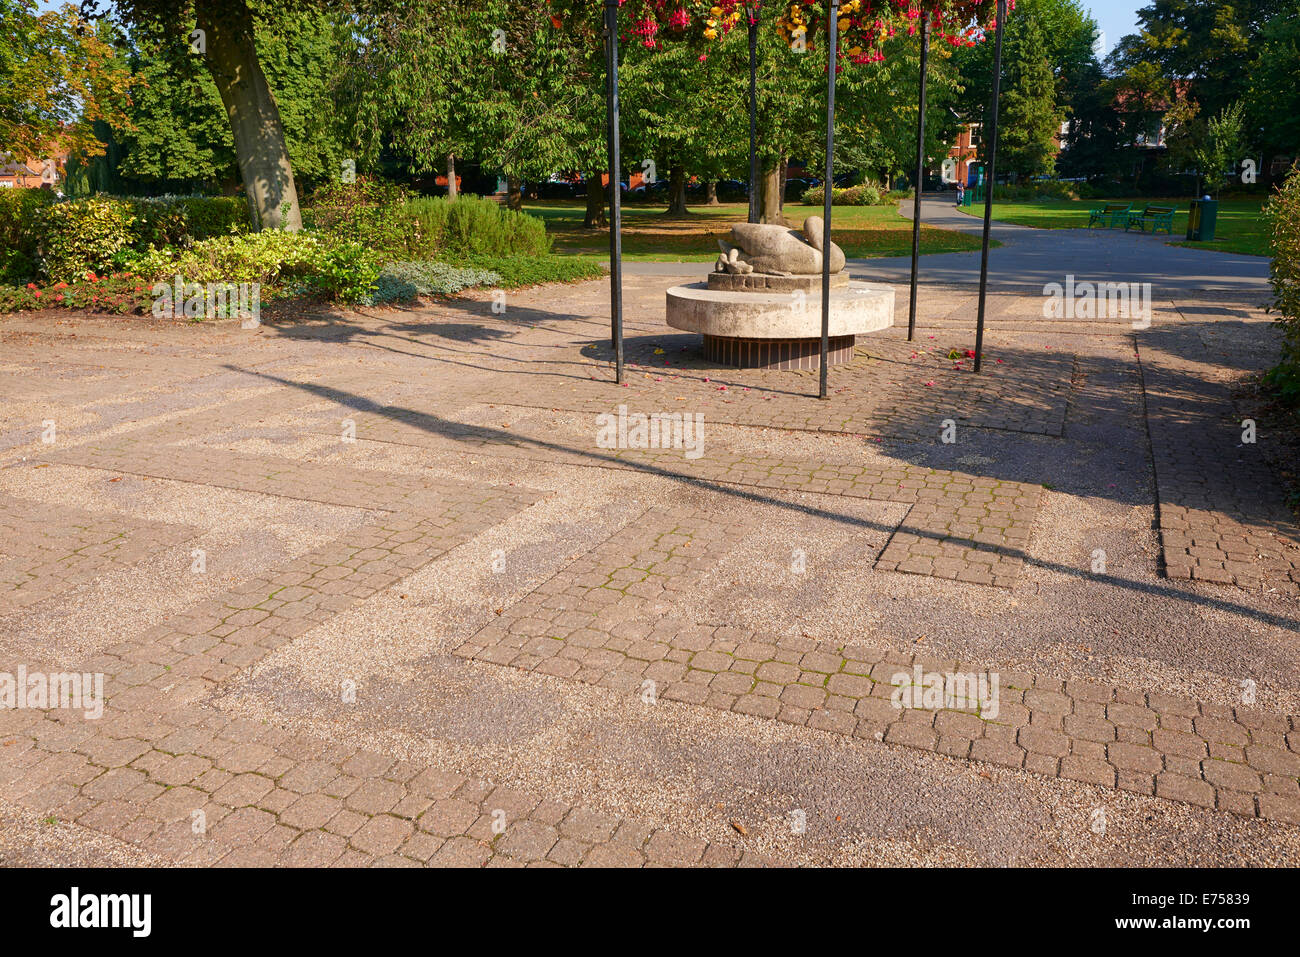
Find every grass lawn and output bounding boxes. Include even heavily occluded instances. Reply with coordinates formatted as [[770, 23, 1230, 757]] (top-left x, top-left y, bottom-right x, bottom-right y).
[[526, 199, 991, 261], [955, 197, 1271, 257]]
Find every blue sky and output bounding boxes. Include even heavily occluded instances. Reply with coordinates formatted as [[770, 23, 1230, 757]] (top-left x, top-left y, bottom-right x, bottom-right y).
[[1082, 0, 1143, 55]]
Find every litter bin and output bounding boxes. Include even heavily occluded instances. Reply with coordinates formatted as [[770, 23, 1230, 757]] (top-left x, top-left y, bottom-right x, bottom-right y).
[[1187, 198, 1218, 241]]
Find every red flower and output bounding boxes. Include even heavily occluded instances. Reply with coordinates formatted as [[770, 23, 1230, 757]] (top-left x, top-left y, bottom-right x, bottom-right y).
[[25, 283, 36, 290], [33, 290, 41, 298], [54, 293, 64, 302]]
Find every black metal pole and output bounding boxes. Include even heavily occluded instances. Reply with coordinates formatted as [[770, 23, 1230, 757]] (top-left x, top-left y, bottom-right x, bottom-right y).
[[819, 0, 840, 400], [973, 0, 1005, 374], [906, 16, 929, 343], [604, 0, 624, 383], [747, 13, 759, 224]]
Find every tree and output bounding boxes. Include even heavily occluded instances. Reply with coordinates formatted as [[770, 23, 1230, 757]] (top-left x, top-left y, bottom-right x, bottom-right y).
[[621, 28, 750, 218], [1245, 2, 1300, 175], [89, 0, 307, 229], [1111, 0, 1263, 120], [1188, 101, 1248, 198], [112, 23, 235, 192], [1, 0, 134, 163], [996, 18, 1063, 177]]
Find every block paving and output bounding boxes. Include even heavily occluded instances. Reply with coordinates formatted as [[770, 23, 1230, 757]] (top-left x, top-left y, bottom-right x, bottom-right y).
[[1, 283, 1299, 864], [454, 509, 1300, 825]]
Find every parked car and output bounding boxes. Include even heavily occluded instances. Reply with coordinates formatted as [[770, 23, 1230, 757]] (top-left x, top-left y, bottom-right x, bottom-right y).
[[716, 179, 748, 200], [784, 177, 816, 201]]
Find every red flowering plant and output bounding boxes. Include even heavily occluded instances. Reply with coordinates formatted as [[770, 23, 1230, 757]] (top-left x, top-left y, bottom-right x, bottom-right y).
[[550, 0, 750, 49], [775, 0, 1006, 62], [549, 0, 1006, 62], [0, 272, 155, 316]]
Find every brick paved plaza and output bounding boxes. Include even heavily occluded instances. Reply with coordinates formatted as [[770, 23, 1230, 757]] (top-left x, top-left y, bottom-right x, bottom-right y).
[[2, 272, 1299, 867]]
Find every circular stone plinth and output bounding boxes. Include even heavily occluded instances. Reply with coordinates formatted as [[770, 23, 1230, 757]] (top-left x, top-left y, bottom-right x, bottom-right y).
[[666, 279, 894, 370], [665, 280, 894, 341], [702, 333, 857, 370]]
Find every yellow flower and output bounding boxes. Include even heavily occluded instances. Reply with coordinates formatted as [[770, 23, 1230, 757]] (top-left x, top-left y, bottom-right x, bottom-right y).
[[838, 17, 850, 30], [704, 27, 718, 38], [710, 5, 722, 14]]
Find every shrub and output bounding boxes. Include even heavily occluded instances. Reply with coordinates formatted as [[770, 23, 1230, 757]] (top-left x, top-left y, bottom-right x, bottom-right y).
[[127, 198, 191, 249], [405, 195, 550, 259], [303, 176, 411, 253], [0, 249, 37, 285], [125, 196, 252, 251], [125, 231, 326, 285], [1265, 166, 1300, 404], [177, 196, 252, 239], [0, 188, 55, 282], [308, 240, 383, 303], [36, 197, 137, 282], [801, 183, 885, 207], [369, 260, 504, 304], [120, 230, 380, 304]]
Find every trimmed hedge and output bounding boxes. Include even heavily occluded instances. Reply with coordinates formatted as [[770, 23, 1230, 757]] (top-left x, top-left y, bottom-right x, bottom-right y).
[[36, 198, 137, 282], [0, 188, 55, 282], [5, 193, 253, 283]]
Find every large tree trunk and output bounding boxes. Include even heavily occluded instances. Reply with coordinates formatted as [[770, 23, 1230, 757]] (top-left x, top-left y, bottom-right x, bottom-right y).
[[758, 165, 783, 223], [666, 165, 688, 217], [704, 180, 719, 205], [197, 0, 301, 231], [446, 153, 458, 200], [778, 157, 788, 212], [583, 171, 607, 228], [506, 176, 523, 211]]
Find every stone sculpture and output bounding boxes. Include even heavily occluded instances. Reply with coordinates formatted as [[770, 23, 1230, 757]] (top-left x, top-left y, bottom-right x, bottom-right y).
[[714, 215, 846, 276]]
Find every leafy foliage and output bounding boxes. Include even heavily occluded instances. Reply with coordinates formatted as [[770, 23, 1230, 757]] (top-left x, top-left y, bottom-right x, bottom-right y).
[[801, 184, 886, 206], [36, 197, 138, 281], [0, 0, 134, 162], [302, 176, 411, 252], [405, 196, 551, 259], [370, 261, 505, 304], [1265, 165, 1300, 403], [0, 188, 55, 283], [0, 273, 153, 314]]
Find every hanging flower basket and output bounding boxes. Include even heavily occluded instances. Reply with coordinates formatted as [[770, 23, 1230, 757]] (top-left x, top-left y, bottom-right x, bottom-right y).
[[549, 0, 1008, 62]]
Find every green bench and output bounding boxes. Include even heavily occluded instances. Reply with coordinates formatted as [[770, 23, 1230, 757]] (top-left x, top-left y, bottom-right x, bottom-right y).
[[1088, 202, 1130, 229], [1125, 204, 1177, 234]]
